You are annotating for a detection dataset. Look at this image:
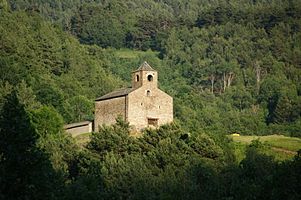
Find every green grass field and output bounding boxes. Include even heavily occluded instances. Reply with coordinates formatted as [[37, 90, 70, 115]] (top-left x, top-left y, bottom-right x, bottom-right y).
[[230, 135, 301, 161], [114, 48, 159, 59]]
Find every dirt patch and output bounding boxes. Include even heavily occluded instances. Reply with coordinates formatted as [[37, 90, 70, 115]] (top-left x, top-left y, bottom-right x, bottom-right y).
[[271, 147, 297, 155]]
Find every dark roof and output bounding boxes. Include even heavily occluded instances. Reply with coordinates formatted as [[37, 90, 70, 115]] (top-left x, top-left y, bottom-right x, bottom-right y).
[[133, 61, 156, 72], [64, 121, 92, 129], [95, 87, 134, 101]]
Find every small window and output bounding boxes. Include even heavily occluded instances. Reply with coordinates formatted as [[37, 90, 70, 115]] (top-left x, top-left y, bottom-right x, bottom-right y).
[[147, 75, 153, 81], [147, 90, 150, 96], [136, 75, 139, 82], [148, 118, 158, 127]]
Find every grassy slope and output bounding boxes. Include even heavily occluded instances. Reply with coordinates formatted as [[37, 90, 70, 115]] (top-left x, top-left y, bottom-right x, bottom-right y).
[[114, 48, 158, 59], [230, 135, 301, 161]]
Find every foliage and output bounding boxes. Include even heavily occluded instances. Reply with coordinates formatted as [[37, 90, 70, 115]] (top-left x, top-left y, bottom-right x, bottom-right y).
[[0, 92, 62, 199], [0, 10, 123, 123], [1, 0, 301, 199], [2, 0, 301, 134], [31, 106, 64, 137]]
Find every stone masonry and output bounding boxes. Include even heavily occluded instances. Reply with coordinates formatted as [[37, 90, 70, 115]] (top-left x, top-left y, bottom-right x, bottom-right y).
[[94, 61, 173, 132]]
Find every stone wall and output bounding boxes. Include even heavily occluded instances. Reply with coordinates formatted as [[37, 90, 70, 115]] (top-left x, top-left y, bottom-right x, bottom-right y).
[[127, 85, 173, 130], [132, 70, 158, 89], [94, 96, 127, 132]]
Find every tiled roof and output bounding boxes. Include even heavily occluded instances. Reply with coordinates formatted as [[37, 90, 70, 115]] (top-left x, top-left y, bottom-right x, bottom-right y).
[[95, 87, 134, 101], [134, 61, 156, 72]]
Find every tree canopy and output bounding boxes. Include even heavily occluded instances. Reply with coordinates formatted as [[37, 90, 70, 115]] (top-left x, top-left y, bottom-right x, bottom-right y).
[[0, 0, 301, 199]]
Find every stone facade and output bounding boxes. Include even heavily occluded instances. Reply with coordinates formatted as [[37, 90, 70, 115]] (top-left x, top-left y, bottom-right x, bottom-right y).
[[94, 61, 173, 132], [127, 85, 173, 130], [95, 96, 126, 129]]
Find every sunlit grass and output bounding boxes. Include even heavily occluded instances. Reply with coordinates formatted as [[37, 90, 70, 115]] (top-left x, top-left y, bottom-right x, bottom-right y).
[[114, 48, 159, 59], [230, 134, 301, 161], [230, 135, 301, 151]]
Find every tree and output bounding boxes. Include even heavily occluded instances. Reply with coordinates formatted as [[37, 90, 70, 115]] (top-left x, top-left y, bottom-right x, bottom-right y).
[[0, 91, 61, 199], [88, 117, 137, 159], [278, 94, 301, 122], [31, 106, 64, 137], [225, 140, 277, 200], [16, 80, 41, 111], [64, 95, 93, 123], [0, 0, 9, 11], [271, 150, 301, 200], [71, 4, 127, 48]]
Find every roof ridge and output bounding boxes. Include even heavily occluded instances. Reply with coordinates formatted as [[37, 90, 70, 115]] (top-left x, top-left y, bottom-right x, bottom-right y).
[[136, 61, 156, 71], [95, 87, 134, 101]]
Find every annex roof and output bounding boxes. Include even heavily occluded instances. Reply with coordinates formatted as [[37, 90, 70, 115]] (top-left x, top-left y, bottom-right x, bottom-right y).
[[95, 87, 134, 101], [64, 121, 92, 129]]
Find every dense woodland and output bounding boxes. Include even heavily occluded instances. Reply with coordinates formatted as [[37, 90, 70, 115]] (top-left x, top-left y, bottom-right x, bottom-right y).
[[0, 0, 301, 199]]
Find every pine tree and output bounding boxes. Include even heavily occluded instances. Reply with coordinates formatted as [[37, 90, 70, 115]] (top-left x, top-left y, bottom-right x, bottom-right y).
[[0, 91, 59, 200]]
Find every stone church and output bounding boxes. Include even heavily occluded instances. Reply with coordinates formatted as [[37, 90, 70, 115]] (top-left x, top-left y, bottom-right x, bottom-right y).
[[65, 61, 173, 135], [94, 61, 173, 132]]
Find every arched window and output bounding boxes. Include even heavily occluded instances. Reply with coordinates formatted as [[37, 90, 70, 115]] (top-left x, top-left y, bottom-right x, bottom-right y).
[[136, 75, 139, 82], [147, 75, 153, 82], [147, 90, 151, 96]]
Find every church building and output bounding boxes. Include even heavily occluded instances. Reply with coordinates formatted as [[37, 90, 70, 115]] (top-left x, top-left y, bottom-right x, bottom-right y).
[[94, 61, 173, 132], [64, 61, 173, 135]]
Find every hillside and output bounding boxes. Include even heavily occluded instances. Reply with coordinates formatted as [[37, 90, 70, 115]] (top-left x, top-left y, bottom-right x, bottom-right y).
[[2, 0, 301, 136], [0, 0, 301, 199]]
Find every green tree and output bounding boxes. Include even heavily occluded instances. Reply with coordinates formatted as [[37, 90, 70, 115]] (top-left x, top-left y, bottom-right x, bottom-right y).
[[222, 140, 277, 200], [0, 81, 12, 111], [31, 106, 64, 137], [0, 91, 61, 200], [88, 117, 138, 159], [273, 95, 301, 124], [0, 0, 9, 11], [64, 95, 93, 123], [271, 151, 301, 200], [16, 80, 41, 111]]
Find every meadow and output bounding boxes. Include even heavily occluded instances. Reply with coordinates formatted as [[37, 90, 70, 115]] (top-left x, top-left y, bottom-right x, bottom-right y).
[[230, 134, 301, 161]]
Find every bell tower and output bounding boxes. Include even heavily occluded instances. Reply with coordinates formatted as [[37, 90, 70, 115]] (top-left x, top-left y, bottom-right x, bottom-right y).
[[132, 61, 158, 89]]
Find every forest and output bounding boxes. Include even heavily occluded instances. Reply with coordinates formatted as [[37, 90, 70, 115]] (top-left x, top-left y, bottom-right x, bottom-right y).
[[0, 0, 301, 199]]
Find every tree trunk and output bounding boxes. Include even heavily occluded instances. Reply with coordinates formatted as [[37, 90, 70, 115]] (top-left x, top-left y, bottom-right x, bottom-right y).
[[227, 72, 234, 87], [210, 74, 215, 94], [255, 61, 261, 93], [223, 72, 227, 92], [222, 72, 234, 93]]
